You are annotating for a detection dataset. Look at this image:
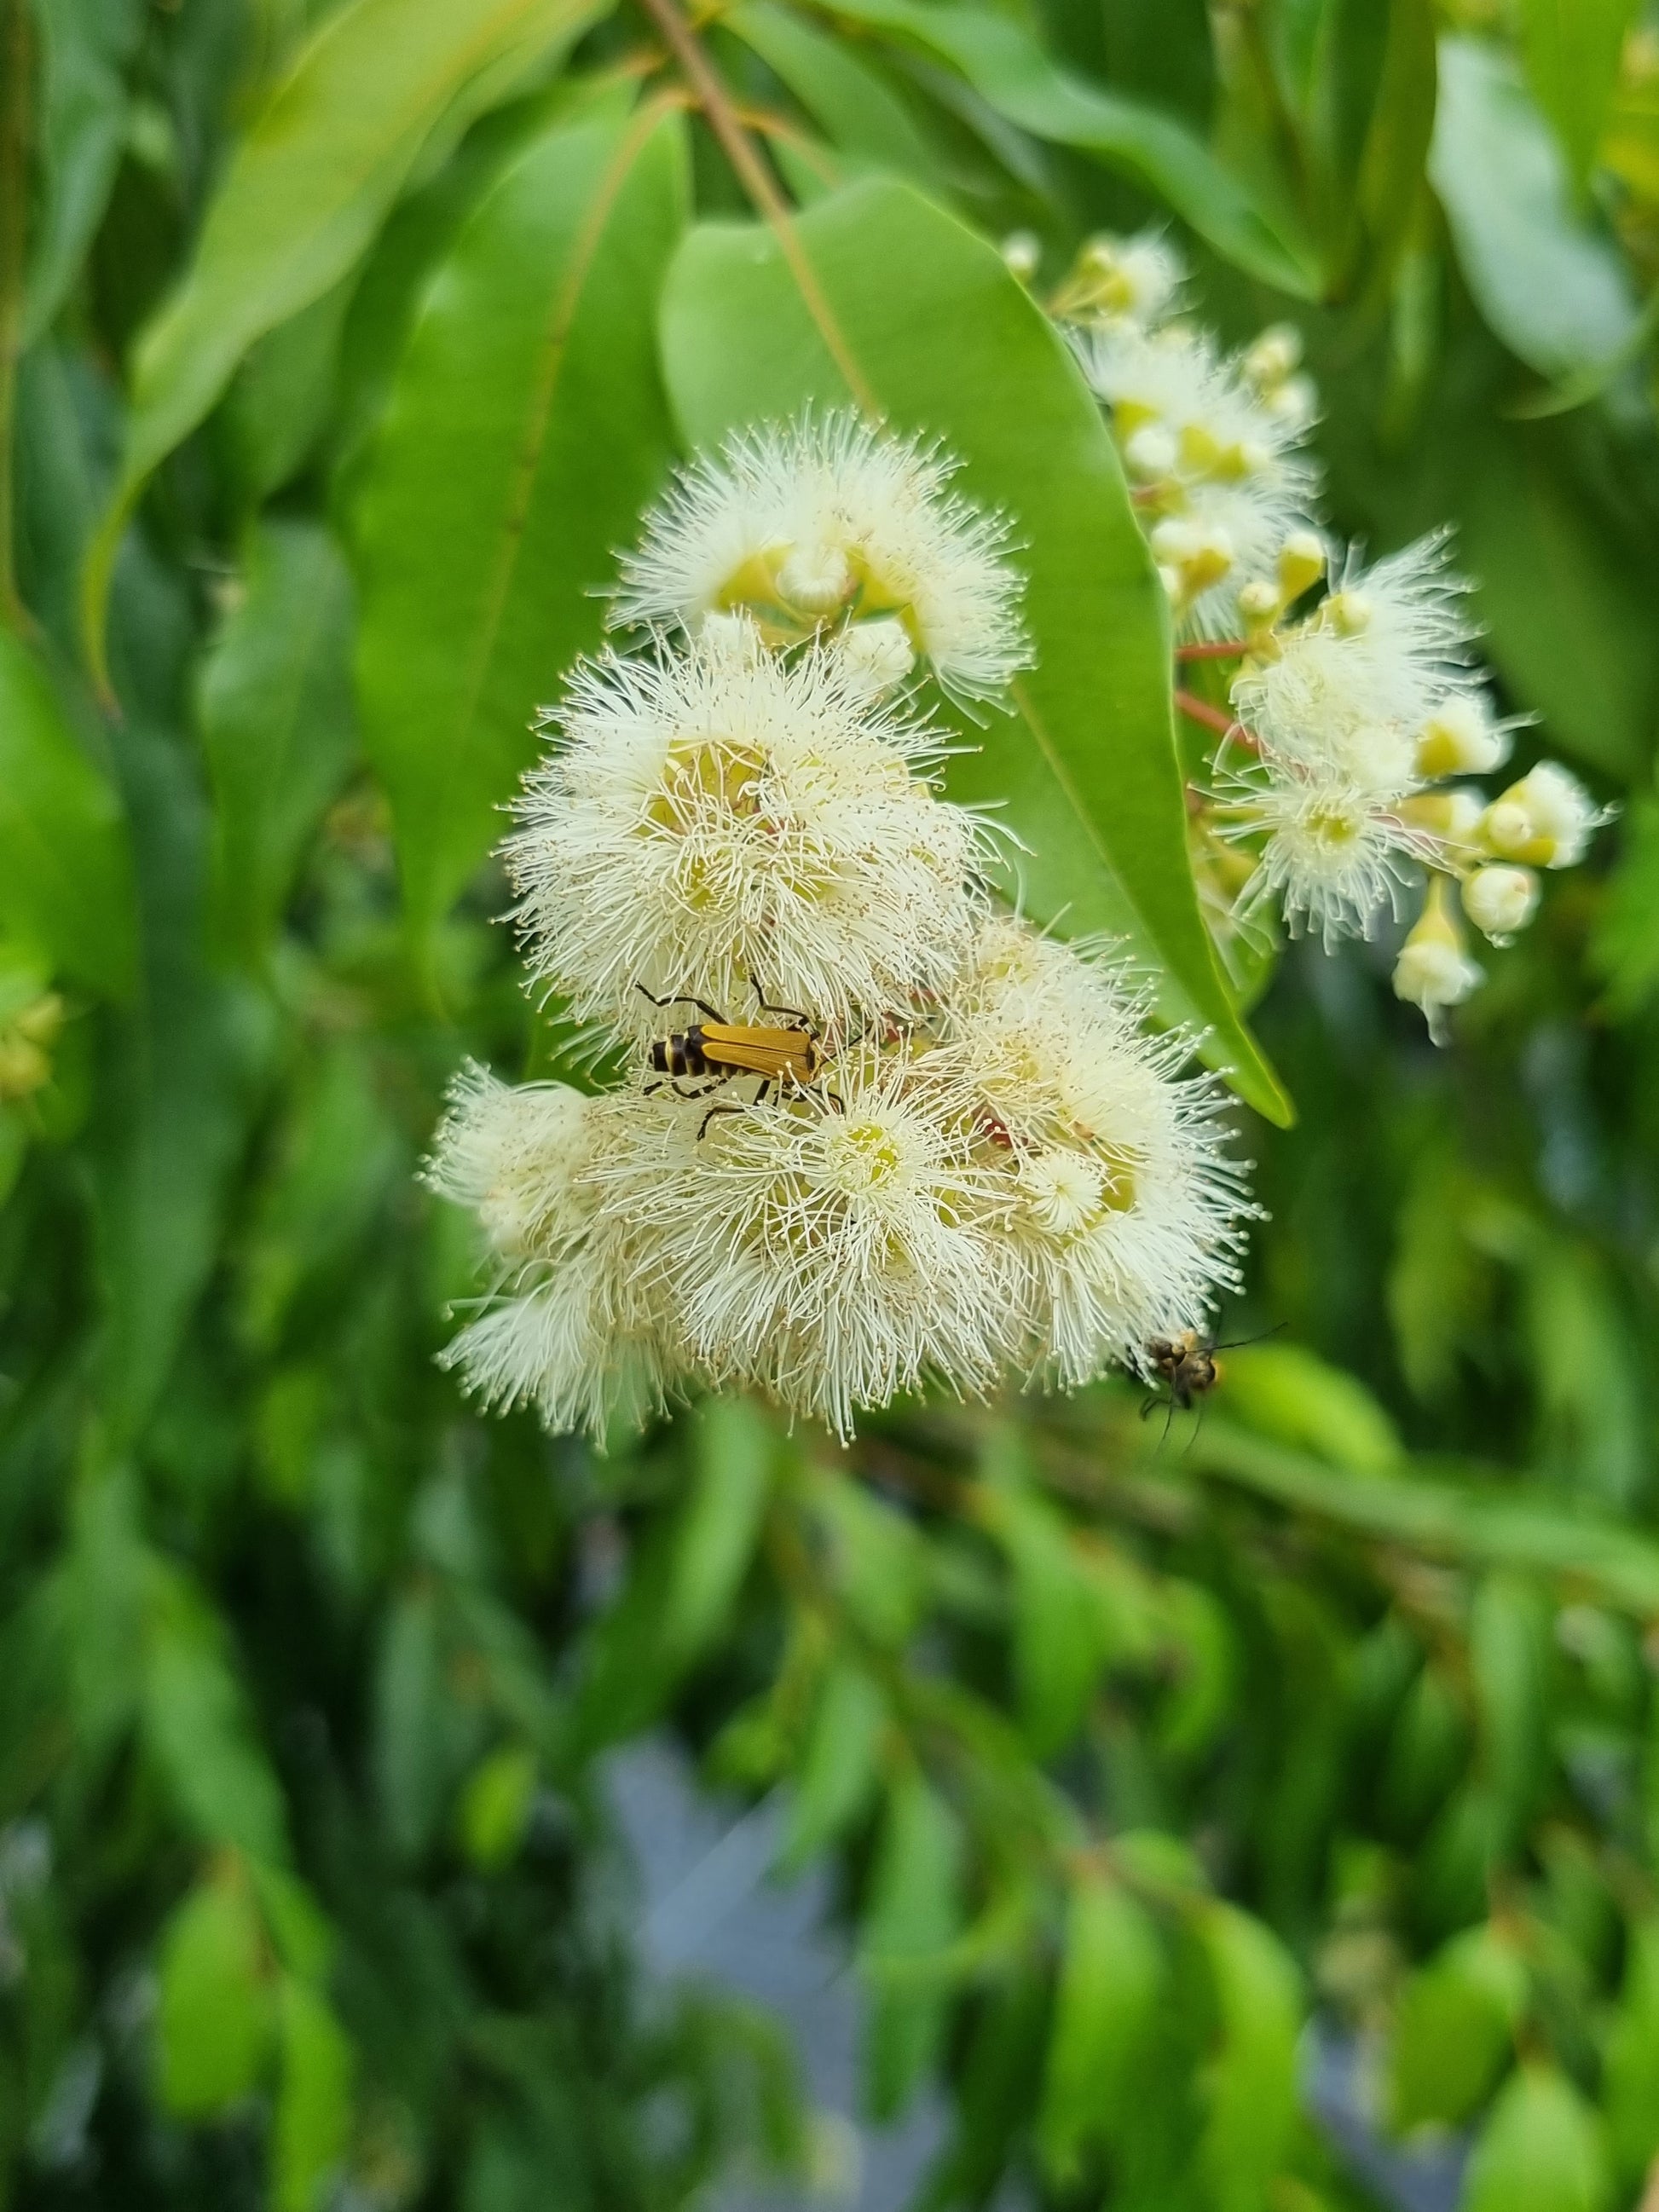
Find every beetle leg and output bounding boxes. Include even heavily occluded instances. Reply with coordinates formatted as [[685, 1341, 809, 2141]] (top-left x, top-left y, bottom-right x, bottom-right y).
[[748, 971, 812, 1026], [672, 1077, 725, 1099], [634, 981, 725, 1023], [697, 1102, 747, 1141]]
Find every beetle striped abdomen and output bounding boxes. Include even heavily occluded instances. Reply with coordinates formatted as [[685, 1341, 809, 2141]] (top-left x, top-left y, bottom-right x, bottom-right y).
[[650, 1030, 711, 1079]]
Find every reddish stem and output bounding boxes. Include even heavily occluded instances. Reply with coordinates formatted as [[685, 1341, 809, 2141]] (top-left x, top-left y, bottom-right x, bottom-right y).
[[1175, 639, 1250, 663], [1174, 689, 1260, 754]]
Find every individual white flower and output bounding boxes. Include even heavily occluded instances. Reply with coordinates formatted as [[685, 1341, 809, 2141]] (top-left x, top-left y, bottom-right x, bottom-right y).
[[507, 637, 987, 1045], [1482, 761, 1610, 869], [1232, 536, 1478, 794], [1392, 880, 1483, 1039], [1220, 765, 1431, 950], [611, 411, 1030, 705], [1415, 690, 1516, 779], [928, 917, 1253, 1383], [633, 1048, 1014, 1441], [432, 1093, 687, 1440], [424, 1064, 594, 1260], [1462, 863, 1540, 943], [833, 616, 916, 696], [1064, 229, 1186, 326], [1071, 318, 1319, 634]]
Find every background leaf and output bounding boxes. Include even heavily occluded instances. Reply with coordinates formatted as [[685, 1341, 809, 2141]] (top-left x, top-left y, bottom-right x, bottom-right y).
[[199, 519, 358, 963], [82, 0, 611, 674], [801, 0, 1318, 292], [353, 99, 689, 936], [1431, 37, 1639, 378], [1519, 0, 1641, 186], [0, 632, 133, 997]]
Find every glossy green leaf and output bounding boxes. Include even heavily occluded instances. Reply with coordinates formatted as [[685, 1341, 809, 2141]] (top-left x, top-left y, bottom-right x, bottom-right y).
[[1195, 1902, 1300, 2211], [1388, 1923, 1526, 2131], [200, 520, 358, 962], [861, 1769, 962, 2118], [0, 632, 134, 997], [1520, 0, 1641, 186], [1431, 38, 1639, 378], [1464, 2063, 1612, 2212], [801, 0, 1317, 293], [353, 100, 688, 936], [272, 1976, 354, 2212], [23, 0, 142, 342], [82, 0, 610, 679], [1037, 1872, 1164, 2180], [659, 178, 1289, 1122], [156, 1867, 275, 2117]]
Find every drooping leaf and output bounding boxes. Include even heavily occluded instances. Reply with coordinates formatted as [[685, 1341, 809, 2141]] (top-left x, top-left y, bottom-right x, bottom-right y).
[[1037, 1871, 1164, 2180], [861, 1768, 963, 2118], [272, 1976, 354, 2212], [1194, 1902, 1301, 2212], [1519, 0, 1642, 188], [199, 519, 358, 962], [82, 0, 611, 679], [1463, 2063, 1612, 2212], [1387, 1922, 1526, 2132], [0, 632, 134, 997], [801, 0, 1318, 293], [353, 99, 689, 936], [659, 178, 1290, 1122], [661, 1395, 777, 1661], [144, 1574, 291, 1865], [23, 0, 143, 342], [459, 1745, 540, 1871], [90, 724, 271, 1442], [1603, 1915, 1659, 2183], [781, 1659, 887, 1867], [1431, 38, 1639, 378], [156, 1865, 275, 2117]]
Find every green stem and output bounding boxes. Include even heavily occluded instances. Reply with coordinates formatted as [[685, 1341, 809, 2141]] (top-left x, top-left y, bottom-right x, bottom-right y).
[[0, 0, 29, 632]]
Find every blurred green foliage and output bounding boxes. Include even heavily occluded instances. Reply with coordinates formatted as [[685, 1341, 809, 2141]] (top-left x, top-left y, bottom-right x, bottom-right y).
[[5, 0, 1659, 2206]]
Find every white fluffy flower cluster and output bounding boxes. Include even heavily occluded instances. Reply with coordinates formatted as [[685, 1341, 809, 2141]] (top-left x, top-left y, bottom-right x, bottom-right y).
[[1043, 231, 1610, 1039], [1055, 233, 1319, 638], [428, 414, 1253, 1441]]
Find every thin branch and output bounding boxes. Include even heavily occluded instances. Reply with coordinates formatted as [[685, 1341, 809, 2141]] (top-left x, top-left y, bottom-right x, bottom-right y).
[[1175, 639, 1250, 663], [636, 0, 793, 226], [634, 0, 876, 409], [0, 0, 30, 631], [1174, 688, 1258, 753]]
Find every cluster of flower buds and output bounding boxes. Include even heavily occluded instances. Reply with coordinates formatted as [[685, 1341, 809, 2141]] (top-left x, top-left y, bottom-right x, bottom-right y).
[[428, 415, 1252, 1441], [1041, 232, 1610, 1037]]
